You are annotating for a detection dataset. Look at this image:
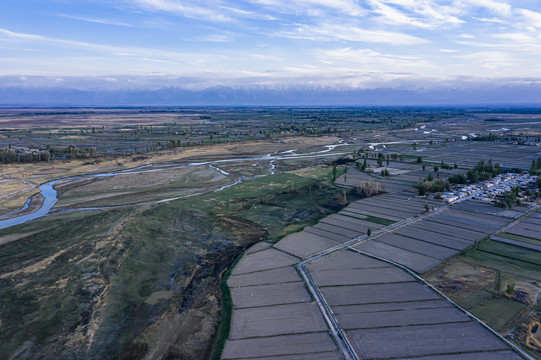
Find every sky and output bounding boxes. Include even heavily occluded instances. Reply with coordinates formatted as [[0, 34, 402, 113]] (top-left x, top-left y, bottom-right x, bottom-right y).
[[1, 0, 541, 94]]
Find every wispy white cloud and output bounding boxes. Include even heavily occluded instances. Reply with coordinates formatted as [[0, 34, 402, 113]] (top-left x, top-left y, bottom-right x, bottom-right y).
[[199, 34, 234, 43], [253, 54, 283, 61], [57, 14, 134, 27], [314, 47, 435, 75], [367, 0, 463, 29], [472, 17, 506, 23], [458, 0, 511, 17], [3, 0, 541, 90], [126, 0, 234, 22], [219, 6, 277, 20], [125, 0, 280, 22], [275, 22, 428, 45], [250, 0, 366, 16], [0, 27, 207, 64], [0, 28, 43, 41], [454, 50, 517, 70], [517, 9, 541, 29], [457, 31, 541, 54], [493, 32, 538, 44]]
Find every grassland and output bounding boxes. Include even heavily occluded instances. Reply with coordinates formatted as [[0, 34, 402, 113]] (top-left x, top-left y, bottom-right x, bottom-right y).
[[0, 159, 355, 359], [0, 134, 342, 215], [427, 238, 541, 358]]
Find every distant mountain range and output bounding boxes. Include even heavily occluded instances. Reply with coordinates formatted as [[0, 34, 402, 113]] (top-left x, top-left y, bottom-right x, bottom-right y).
[[1, 84, 541, 106]]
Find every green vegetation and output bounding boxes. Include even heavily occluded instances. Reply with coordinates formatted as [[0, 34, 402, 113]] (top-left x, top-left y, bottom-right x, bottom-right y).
[[457, 289, 494, 309], [494, 186, 522, 209], [209, 251, 241, 360], [417, 177, 451, 195], [0, 164, 354, 359], [363, 215, 394, 226], [207, 167, 355, 243], [0, 107, 448, 157], [531, 157, 541, 175], [494, 271, 502, 293], [505, 279, 516, 295], [448, 160, 502, 184], [473, 296, 527, 331], [499, 233, 541, 246], [470, 241, 541, 269], [432, 235, 541, 351], [0, 148, 51, 163]]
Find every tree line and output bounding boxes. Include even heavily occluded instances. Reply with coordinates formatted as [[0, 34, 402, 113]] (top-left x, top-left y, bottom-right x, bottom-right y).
[[0, 145, 98, 164]]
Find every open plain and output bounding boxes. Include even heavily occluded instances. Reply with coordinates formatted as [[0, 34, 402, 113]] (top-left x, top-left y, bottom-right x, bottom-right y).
[[1, 107, 541, 359]]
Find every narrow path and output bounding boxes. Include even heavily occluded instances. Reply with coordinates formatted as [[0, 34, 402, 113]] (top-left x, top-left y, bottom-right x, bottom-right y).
[[225, 194, 539, 359]]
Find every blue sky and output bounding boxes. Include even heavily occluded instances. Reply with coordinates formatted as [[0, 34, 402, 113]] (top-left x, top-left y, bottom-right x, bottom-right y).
[[1, 0, 541, 90]]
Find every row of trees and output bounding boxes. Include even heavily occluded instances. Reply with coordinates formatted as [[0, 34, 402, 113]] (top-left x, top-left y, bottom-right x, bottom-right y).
[[0, 145, 100, 164], [356, 181, 385, 197], [494, 185, 522, 209], [448, 160, 502, 184], [0, 149, 50, 164], [417, 178, 451, 195], [47, 145, 97, 159], [530, 157, 541, 175]]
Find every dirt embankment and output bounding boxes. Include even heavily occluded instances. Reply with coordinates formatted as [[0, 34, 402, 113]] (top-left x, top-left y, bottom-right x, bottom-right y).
[[0, 192, 44, 220], [145, 217, 268, 360]]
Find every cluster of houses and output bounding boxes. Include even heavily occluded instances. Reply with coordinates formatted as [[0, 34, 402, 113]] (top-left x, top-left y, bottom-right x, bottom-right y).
[[438, 173, 538, 204]]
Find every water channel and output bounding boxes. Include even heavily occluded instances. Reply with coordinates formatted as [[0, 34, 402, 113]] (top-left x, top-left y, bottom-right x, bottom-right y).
[[0, 144, 352, 230]]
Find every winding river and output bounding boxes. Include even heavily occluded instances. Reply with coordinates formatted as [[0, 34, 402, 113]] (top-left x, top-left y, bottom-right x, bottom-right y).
[[0, 144, 352, 230]]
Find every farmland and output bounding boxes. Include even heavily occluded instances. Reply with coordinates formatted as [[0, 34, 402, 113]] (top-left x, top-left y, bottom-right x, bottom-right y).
[[1, 107, 541, 359]]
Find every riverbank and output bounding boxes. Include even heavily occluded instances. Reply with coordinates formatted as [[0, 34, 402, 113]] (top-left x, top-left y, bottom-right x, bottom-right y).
[[0, 146, 357, 359]]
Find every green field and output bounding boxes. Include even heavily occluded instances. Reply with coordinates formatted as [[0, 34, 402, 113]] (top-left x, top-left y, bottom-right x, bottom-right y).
[[0, 163, 355, 359], [472, 296, 528, 331], [433, 239, 541, 357], [499, 232, 541, 246]]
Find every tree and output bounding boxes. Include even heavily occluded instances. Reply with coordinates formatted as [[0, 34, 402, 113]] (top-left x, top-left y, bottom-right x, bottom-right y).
[[367, 228, 372, 236], [332, 164, 337, 185], [494, 271, 501, 293], [377, 153, 384, 167], [416, 156, 422, 164], [422, 164, 426, 171], [424, 202, 429, 213], [505, 280, 515, 295]]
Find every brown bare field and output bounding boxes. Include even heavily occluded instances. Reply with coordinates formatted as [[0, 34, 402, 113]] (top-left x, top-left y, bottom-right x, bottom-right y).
[[274, 232, 339, 259], [231, 282, 311, 308], [229, 302, 328, 339]]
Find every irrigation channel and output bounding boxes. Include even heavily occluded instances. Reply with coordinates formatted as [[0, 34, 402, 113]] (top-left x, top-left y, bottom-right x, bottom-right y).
[[0, 144, 352, 230]]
